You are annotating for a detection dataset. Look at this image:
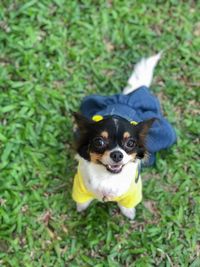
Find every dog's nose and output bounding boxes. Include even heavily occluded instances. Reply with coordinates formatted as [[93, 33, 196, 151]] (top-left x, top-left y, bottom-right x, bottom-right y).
[[110, 151, 123, 163]]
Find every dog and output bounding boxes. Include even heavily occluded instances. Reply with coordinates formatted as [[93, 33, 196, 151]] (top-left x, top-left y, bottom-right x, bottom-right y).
[[72, 53, 176, 219]]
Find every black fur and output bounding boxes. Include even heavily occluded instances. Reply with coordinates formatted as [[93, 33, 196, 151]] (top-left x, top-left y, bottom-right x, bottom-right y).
[[73, 113, 155, 162]]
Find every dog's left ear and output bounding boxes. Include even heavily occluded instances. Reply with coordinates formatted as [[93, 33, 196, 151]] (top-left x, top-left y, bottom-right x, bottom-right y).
[[134, 118, 156, 140], [73, 112, 93, 132]]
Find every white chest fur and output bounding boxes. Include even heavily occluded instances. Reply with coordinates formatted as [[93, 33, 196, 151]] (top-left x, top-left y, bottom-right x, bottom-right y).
[[77, 157, 139, 201]]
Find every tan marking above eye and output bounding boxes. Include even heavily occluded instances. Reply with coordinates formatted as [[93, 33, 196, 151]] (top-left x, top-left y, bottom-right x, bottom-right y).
[[100, 131, 109, 139], [123, 131, 131, 139]]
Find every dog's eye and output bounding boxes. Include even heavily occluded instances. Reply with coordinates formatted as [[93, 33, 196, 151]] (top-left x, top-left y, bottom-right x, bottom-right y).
[[126, 138, 136, 148], [93, 137, 106, 148]]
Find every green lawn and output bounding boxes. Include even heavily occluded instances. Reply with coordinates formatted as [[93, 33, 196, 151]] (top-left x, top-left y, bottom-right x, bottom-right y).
[[0, 1, 200, 266]]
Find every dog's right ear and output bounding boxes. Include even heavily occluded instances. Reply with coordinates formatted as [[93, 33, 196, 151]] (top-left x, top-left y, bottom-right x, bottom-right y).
[[73, 112, 93, 132]]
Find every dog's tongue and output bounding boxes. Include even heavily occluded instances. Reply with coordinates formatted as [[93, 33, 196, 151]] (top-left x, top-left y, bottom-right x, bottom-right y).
[[107, 164, 123, 173]]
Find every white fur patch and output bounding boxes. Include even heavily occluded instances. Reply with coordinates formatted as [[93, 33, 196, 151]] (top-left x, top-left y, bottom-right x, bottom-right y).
[[118, 205, 136, 220], [100, 146, 133, 166], [123, 52, 162, 94], [77, 200, 92, 212], [77, 155, 140, 201]]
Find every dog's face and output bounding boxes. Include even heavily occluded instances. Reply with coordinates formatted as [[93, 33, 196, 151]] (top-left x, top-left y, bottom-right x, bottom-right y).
[[74, 113, 154, 174]]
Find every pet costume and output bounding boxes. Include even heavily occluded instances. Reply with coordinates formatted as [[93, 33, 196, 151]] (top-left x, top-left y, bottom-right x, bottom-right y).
[[72, 163, 142, 208], [80, 86, 177, 166], [72, 86, 176, 207]]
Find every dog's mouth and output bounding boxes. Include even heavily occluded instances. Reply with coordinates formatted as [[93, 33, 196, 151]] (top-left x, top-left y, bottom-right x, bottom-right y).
[[97, 160, 123, 173], [106, 164, 123, 174]]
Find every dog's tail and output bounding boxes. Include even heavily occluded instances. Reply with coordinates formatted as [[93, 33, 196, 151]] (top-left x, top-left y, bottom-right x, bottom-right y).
[[123, 52, 162, 95]]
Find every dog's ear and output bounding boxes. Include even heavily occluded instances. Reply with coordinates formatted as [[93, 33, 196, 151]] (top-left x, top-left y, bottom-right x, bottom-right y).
[[134, 118, 156, 141], [73, 112, 93, 132]]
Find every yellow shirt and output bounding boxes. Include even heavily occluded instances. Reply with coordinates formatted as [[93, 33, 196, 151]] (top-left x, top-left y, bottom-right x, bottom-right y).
[[72, 165, 142, 209]]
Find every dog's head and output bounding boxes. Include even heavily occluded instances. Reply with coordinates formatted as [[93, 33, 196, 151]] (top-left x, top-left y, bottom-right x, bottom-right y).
[[73, 113, 155, 174]]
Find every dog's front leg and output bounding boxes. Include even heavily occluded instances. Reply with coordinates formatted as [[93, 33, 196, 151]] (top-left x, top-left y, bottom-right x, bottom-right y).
[[76, 199, 93, 212], [118, 204, 136, 220]]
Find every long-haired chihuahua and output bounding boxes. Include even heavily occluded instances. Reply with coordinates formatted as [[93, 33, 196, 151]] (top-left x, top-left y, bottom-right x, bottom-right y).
[[72, 53, 176, 219]]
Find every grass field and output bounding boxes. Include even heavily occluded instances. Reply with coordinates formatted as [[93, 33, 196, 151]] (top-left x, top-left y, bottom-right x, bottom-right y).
[[0, 1, 200, 266]]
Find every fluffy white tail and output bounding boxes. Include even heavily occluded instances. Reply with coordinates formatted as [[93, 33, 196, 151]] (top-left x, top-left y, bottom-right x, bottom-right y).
[[123, 52, 162, 94]]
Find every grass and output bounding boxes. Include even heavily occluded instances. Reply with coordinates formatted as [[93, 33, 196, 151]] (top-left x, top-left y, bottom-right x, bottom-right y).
[[0, 0, 200, 266]]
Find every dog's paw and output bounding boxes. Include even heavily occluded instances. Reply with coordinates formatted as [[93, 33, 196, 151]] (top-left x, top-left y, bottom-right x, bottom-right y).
[[76, 200, 92, 212], [118, 205, 136, 220]]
